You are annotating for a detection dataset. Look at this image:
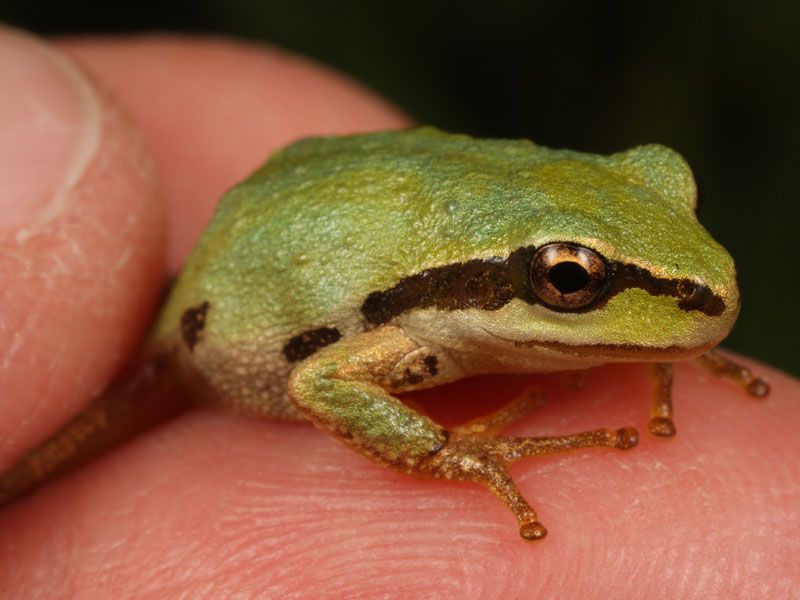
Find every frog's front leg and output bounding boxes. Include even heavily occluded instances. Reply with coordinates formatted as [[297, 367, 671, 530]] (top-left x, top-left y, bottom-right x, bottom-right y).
[[648, 351, 770, 439], [288, 326, 639, 541], [648, 363, 676, 437]]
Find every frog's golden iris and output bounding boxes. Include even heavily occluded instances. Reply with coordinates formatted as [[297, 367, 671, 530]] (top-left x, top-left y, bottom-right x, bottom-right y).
[[530, 242, 607, 310]]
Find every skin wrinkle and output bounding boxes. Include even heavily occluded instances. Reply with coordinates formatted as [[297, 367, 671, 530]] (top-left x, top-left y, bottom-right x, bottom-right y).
[[0, 296, 43, 442], [0, 327, 25, 375], [0, 250, 41, 368], [47, 115, 154, 305], [2, 191, 142, 404]]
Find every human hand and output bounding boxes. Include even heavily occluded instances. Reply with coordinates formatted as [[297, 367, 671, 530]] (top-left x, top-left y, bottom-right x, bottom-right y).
[[0, 27, 797, 598]]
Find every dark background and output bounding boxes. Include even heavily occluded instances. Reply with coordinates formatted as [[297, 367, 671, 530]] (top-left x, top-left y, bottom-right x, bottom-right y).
[[2, 1, 797, 376]]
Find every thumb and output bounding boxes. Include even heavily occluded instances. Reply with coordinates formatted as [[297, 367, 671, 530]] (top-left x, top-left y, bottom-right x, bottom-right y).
[[0, 26, 164, 468]]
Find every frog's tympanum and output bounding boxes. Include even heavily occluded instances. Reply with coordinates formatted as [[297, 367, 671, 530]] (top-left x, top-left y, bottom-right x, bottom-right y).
[[0, 129, 768, 541]]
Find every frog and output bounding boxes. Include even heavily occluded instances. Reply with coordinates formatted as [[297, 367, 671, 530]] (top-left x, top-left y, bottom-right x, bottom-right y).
[[0, 127, 769, 541]]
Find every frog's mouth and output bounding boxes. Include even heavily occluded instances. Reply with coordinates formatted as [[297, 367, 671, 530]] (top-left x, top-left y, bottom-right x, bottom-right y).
[[480, 327, 715, 361]]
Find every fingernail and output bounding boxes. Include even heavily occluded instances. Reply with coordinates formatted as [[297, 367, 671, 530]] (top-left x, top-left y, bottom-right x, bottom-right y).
[[0, 26, 100, 234]]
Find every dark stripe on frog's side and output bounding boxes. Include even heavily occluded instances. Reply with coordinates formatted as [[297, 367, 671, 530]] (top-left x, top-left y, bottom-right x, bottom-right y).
[[361, 247, 535, 326], [283, 327, 342, 362], [360, 244, 725, 326], [181, 301, 210, 352]]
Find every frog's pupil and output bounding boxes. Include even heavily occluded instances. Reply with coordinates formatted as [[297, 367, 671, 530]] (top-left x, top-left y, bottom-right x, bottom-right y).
[[548, 262, 589, 294]]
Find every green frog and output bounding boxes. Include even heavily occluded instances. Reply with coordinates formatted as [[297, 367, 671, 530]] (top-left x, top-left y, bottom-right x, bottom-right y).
[[0, 128, 768, 541]]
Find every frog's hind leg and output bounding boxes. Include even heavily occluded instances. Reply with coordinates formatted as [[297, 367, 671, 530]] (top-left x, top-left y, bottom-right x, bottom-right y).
[[697, 349, 770, 397], [0, 349, 189, 508]]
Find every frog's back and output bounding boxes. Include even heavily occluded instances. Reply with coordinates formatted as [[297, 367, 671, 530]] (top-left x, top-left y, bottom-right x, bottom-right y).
[[164, 131, 549, 325]]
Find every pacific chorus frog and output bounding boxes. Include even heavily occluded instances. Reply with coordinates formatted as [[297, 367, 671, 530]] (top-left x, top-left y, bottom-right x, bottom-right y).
[[0, 128, 769, 541]]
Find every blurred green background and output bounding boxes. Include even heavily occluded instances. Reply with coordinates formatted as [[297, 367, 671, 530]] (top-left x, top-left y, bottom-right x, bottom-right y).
[[2, 1, 797, 376]]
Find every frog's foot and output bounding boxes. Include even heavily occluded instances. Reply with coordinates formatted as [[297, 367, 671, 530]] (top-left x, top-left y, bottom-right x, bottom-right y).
[[697, 349, 770, 398], [418, 398, 639, 541]]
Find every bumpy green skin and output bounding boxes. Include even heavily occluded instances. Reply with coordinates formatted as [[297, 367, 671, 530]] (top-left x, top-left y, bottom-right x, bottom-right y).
[[155, 128, 737, 416]]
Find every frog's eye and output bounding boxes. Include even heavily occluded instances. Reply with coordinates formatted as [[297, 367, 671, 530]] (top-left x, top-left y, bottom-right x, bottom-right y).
[[530, 243, 607, 310]]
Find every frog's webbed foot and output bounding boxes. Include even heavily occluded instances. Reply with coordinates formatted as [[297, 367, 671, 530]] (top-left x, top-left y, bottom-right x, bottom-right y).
[[418, 395, 639, 542], [696, 348, 770, 398]]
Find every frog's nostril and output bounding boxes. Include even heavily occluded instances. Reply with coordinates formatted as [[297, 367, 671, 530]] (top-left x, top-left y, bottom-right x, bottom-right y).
[[677, 281, 699, 300]]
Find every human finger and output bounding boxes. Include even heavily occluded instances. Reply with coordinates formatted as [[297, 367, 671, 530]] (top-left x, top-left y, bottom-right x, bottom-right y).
[[0, 27, 164, 470]]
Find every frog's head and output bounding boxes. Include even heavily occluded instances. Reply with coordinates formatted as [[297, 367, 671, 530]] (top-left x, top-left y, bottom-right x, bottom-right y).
[[385, 135, 740, 366], [482, 143, 737, 363]]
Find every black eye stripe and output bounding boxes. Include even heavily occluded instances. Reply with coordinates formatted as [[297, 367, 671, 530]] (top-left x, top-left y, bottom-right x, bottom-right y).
[[359, 244, 726, 326]]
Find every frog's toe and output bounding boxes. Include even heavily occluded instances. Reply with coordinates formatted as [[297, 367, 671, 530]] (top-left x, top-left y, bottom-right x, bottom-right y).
[[615, 426, 640, 448], [747, 378, 770, 398], [648, 416, 676, 437], [519, 520, 548, 542]]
